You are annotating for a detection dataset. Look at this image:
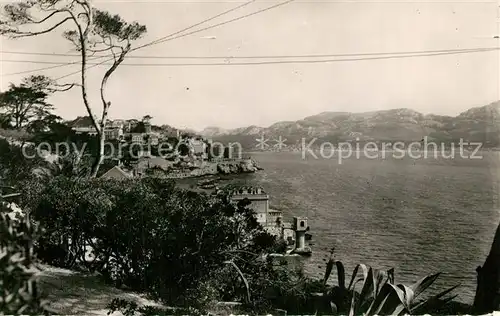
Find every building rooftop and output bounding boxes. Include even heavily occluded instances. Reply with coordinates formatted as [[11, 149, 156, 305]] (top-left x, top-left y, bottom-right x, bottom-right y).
[[230, 186, 267, 196], [100, 166, 132, 180], [72, 126, 97, 132], [137, 156, 173, 170], [104, 125, 122, 130]]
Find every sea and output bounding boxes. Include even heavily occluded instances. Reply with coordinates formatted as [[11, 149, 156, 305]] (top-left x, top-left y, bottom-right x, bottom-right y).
[[217, 150, 500, 305]]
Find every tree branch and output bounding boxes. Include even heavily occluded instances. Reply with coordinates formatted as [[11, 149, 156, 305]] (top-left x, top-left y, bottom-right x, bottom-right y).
[[102, 35, 120, 62], [10, 17, 72, 38], [220, 250, 260, 257], [47, 83, 80, 92], [26, 10, 66, 25], [59, 4, 100, 134], [80, 1, 92, 36], [99, 44, 129, 126], [224, 260, 252, 304], [18, 102, 34, 127], [87, 46, 115, 53]]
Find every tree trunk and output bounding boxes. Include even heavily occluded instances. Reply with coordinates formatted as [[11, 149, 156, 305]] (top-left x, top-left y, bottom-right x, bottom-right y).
[[90, 132, 105, 178], [473, 221, 500, 313], [90, 48, 129, 178], [76, 8, 102, 178]]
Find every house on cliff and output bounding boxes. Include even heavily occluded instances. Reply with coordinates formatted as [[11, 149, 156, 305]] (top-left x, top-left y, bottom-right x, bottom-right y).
[[228, 186, 294, 243], [229, 186, 270, 225]]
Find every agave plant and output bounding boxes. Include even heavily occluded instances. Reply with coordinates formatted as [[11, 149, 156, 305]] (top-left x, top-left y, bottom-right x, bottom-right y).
[[315, 249, 460, 315]]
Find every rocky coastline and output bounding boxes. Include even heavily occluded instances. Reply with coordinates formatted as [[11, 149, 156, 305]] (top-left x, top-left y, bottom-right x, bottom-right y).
[[216, 158, 263, 174], [163, 158, 263, 180]]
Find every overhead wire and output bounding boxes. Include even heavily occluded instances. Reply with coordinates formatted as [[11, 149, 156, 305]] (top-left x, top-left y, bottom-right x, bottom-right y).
[[56, 0, 296, 80], [1, 47, 498, 68], [3, 0, 496, 79], [2, 0, 258, 77], [0, 46, 498, 60], [132, 0, 258, 50], [131, 0, 294, 51], [3, 0, 297, 79], [2, 54, 104, 77]]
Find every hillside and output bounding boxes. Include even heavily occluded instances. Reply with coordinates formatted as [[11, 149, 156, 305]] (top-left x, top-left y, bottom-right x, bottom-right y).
[[65, 117, 190, 138], [200, 101, 500, 148]]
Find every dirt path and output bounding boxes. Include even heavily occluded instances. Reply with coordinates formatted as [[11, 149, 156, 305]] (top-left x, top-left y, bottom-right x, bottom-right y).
[[35, 265, 162, 316]]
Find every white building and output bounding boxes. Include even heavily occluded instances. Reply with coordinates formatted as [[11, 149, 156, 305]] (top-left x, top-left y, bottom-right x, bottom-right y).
[[104, 126, 123, 140], [230, 186, 270, 225], [72, 126, 98, 136]]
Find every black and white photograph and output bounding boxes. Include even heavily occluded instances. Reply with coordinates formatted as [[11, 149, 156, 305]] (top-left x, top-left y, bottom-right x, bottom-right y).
[[1, 0, 500, 314]]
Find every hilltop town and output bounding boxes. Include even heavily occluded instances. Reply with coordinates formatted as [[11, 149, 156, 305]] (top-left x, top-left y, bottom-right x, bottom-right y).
[[68, 116, 262, 180]]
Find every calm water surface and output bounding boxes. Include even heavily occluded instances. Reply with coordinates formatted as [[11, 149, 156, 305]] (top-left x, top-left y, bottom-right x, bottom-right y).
[[226, 151, 500, 304]]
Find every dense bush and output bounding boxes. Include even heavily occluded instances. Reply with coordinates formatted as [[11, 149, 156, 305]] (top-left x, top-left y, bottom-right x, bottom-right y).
[[0, 199, 48, 314], [0, 139, 45, 186], [26, 176, 288, 308]]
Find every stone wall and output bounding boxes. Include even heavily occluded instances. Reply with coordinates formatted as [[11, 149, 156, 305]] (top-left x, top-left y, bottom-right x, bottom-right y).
[[264, 222, 295, 245]]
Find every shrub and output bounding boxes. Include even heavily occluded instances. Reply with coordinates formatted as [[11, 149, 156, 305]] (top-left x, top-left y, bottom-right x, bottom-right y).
[[29, 176, 285, 307], [0, 128, 33, 142], [0, 139, 46, 186], [31, 176, 112, 269], [0, 199, 48, 314]]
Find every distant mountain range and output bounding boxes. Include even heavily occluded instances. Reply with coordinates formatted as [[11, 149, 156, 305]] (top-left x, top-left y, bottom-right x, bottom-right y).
[[199, 101, 500, 148]]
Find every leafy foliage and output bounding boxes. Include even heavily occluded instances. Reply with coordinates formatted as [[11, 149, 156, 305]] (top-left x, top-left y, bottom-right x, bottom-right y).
[[0, 139, 46, 186], [26, 113, 65, 136], [0, 1, 32, 27], [107, 298, 202, 316], [0, 193, 48, 314], [0, 128, 32, 141], [0, 77, 53, 129], [130, 121, 147, 133], [92, 9, 146, 41], [27, 176, 288, 308]]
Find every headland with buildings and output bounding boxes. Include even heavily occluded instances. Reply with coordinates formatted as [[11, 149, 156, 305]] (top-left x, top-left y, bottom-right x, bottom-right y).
[[70, 117, 262, 181], [223, 186, 312, 255]]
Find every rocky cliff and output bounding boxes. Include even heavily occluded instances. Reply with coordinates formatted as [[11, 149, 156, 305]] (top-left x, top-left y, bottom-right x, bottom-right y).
[[216, 159, 262, 175], [164, 159, 262, 178]]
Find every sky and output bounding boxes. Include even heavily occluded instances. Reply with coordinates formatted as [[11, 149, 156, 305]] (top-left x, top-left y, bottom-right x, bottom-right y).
[[0, 0, 499, 131]]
